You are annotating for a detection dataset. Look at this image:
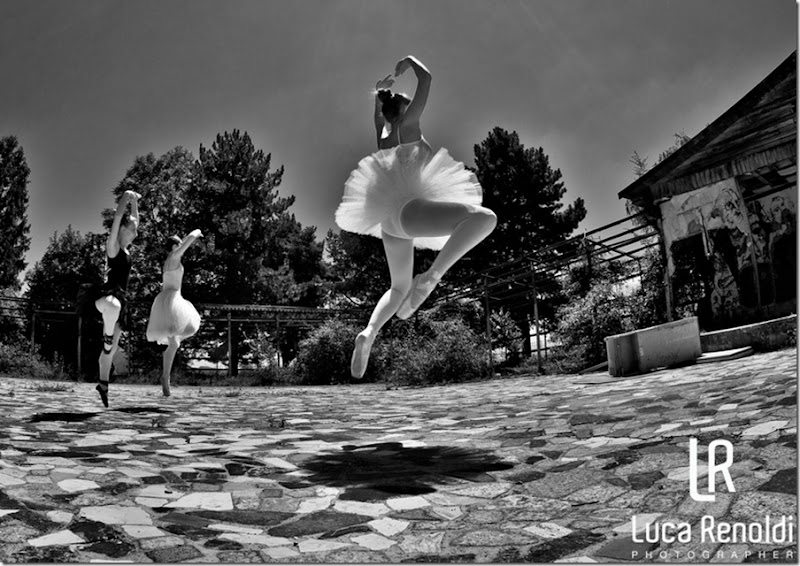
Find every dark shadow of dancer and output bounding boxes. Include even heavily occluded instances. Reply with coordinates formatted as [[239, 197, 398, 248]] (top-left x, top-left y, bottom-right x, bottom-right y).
[[300, 442, 514, 496]]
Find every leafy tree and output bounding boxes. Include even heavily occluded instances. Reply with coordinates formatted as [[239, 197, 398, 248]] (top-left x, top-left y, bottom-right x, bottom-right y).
[[449, 127, 587, 356], [100, 135, 326, 374], [184, 130, 325, 371], [0, 136, 31, 290], [25, 226, 106, 306], [24, 226, 106, 371], [324, 230, 391, 306], [185, 130, 324, 307]]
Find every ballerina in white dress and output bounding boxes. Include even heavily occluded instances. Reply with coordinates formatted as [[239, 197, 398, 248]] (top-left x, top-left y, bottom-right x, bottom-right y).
[[335, 55, 497, 378], [146, 229, 203, 396]]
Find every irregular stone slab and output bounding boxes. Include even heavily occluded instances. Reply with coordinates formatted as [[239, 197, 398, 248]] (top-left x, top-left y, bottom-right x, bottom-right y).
[[757, 468, 797, 495], [628, 471, 664, 490], [28, 530, 85, 547], [594, 535, 657, 561], [525, 531, 606, 562], [298, 538, 352, 553], [46, 510, 72, 523], [334, 499, 390, 517], [352, 533, 397, 550], [566, 484, 627, 504], [369, 517, 410, 537], [524, 522, 573, 539], [191, 509, 293, 526], [145, 544, 203, 563], [57, 479, 100, 493], [398, 531, 446, 555], [387, 496, 430, 510], [676, 492, 733, 517], [136, 484, 184, 499], [208, 523, 263, 535], [0, 471, 26, 487], [729, 491, 797, 519], [261, 546, 301, 560], [268, 510, 372, 537], [218, 532, 292, 547], [741, 420, 789, 437], [453, 529, 535, 546], [441, 482, 512, 499], [164, 492, 233, 511], [297, 495, 335, 514], [122, 525, 168, 538], [79, 505, 152, 525]]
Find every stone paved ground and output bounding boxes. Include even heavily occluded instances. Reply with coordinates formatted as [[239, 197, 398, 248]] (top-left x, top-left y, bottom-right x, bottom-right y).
[[0, 349, 796, 563]]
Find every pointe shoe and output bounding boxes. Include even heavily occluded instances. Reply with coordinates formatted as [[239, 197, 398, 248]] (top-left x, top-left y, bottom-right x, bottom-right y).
[[96, 383, 109, 408], [350, 332, 375, 379], [396, 273, 439, 320]]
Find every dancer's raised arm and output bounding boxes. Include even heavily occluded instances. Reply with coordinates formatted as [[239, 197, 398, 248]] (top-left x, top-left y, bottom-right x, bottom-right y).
[[107, 190, 139, 257], [374, 74, 395, 143], [164, 229, 202, 271], [394, 55, 431, 124], [174, 229, 203, 258]]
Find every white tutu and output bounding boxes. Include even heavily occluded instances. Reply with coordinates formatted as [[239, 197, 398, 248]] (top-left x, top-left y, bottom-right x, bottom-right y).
[[146, 266, 201, 345], [335, 141, 483, 250]]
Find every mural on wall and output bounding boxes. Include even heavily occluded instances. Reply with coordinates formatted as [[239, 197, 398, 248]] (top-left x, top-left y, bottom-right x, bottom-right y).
[[659, 177, 796, 325], [748, 188, 797, 302]]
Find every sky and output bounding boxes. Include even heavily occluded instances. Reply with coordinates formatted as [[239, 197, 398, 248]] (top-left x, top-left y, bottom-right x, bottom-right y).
[[2, 0, 797, 279]]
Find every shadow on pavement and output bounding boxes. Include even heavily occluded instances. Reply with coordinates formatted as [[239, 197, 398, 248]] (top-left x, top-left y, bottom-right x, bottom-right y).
[[300, 442, 515, 495]]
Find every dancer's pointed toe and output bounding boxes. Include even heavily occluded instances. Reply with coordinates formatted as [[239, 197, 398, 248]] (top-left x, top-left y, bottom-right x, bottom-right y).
[[96, 383, 109, 408], [350, 332, 375, 379]]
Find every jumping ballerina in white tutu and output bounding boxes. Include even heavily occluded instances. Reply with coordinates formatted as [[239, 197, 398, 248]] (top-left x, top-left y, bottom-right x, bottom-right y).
[[335, 55, 497, 378], [146, 229, 203, 396]]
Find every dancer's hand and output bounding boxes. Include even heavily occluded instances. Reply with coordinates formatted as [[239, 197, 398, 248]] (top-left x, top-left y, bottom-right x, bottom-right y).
[[394, 57, 412, 77], [124, 190, 141, 201], [376, 74, 394, 90]]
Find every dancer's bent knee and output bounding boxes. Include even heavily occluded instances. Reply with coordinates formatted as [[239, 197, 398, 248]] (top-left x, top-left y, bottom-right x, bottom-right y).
[[95, 296, 121, 316]]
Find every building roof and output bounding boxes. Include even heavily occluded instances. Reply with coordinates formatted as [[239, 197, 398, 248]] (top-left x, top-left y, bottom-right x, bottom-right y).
[[618, 51, 797, 207]]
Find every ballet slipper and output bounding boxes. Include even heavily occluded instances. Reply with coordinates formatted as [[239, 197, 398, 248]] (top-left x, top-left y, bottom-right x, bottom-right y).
[[396, 272, 440, 320], [350, 331, 375, 379], [96, 382, 109, 408]]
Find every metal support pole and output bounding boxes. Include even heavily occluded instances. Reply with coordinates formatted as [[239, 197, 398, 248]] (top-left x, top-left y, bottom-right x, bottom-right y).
[[656, 218, 674, 322], [275, 316, 281, 367], [530, 263, 542, 374], [77, 315, 82, 377], [484, 277, 493, 376], [227, 312, 232, 379]]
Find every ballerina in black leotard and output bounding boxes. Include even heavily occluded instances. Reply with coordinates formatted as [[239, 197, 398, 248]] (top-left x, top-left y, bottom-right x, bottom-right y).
[[94, 190, 140, 407]]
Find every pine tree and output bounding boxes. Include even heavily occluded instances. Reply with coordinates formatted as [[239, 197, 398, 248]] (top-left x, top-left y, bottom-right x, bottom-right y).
[[0, 136, 31, 290]]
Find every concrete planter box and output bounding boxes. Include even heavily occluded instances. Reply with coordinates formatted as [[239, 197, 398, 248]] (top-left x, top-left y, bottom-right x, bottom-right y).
[[605, 317, 702, 377]]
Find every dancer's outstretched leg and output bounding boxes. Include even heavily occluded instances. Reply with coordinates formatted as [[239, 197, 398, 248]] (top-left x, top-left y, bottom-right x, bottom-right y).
[[396, 199, 496, 319], [351, 233, 414, 378], [161, 337, 180, 397]]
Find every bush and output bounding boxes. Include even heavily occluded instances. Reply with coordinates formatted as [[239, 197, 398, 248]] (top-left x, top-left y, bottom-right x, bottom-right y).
[[294, 319, 370, 385], [386, 317, 491, 386], [0, 338, 68, 380], [292, 309, 491, 387], [550, 282, 630, 373]]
